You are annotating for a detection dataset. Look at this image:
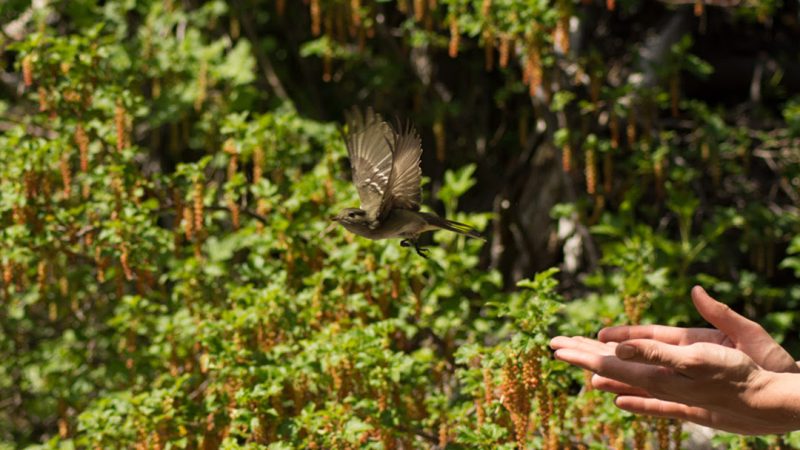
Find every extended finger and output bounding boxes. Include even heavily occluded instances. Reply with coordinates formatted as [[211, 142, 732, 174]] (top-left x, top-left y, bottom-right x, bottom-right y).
[[590, 374, 651, 397], [550, 336, 617, 355], [553, 347, 686, 398], [613, 396, 714, 426], [615, 339, 733, 379], [599, 324, 723, 346], [614, 396, 784, 435], [691, 286, 763, 340]]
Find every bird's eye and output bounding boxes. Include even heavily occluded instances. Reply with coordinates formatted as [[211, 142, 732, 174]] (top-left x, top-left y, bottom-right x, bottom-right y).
[[348, 212, 357, 218]]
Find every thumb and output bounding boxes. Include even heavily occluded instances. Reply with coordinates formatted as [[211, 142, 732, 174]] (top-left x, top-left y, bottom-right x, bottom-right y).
[[615, 339, 715, 377], [691, 285, 763, 340]]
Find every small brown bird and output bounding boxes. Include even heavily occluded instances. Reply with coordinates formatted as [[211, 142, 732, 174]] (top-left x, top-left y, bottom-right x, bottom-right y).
[[331, 108, 483, 258]]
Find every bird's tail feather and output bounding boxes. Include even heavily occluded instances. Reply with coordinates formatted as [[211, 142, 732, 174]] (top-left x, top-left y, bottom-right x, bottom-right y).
[[420, 212, 486, 241]]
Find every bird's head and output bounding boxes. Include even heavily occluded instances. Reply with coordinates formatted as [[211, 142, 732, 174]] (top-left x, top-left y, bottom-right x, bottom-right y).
[[330, 208, 370, 226]]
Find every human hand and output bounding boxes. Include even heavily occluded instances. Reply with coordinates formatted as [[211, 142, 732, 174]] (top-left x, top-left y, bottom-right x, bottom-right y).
[[549, 286, 800, 434], [598, 286, 799, 374], [551, 335, 800, 434]]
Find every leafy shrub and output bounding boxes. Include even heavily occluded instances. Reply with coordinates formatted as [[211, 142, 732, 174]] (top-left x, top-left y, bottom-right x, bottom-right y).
[[1, 1, 798, 448]]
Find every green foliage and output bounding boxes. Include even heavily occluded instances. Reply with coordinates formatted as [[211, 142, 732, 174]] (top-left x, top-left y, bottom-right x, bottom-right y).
[[1, 0, 798, 449]]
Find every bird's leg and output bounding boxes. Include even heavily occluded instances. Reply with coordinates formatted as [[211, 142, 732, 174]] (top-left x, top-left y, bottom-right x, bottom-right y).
[[413, 241, 430, 259]]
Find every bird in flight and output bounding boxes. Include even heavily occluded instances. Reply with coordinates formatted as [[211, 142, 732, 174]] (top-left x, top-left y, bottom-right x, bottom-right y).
[[330, 108, 484, 258]]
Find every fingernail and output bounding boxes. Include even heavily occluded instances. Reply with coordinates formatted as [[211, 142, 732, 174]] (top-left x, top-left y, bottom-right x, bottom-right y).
[[616, 344, 636, 359]]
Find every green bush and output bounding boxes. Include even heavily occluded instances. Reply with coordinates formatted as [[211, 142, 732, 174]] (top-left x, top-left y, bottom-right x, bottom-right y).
[[1, 0, 798, 448]]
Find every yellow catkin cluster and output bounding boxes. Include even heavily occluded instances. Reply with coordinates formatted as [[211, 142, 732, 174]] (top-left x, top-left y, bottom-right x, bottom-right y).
[[656, 418, 670, 450], [627, 114, 637, 144], [500, 356, 530, 449], [115, 101, 127, 152], [397, 0, 409, 13], [654, 155, 665, 200], [111, 174, 123, 219], [414, 0, 425, 22], [671, 420, 683, 449], [537, 388, 553, 448], [182, 205, 194, 241], [632, 419, 646, 450], [60, 152, 72, 197], [623, 294, 645, 324], [694, 0, 704, 17], [330, 362, 344, 398], [38, 87, 48, 112], [448, 15, 460, 58], [609, 112, 620, 149], [499, 35, 513, 68], [554, 13, 570, 53], [523, 48, 542, 96], [63, 89, 81, 104], [252, 145, 264, 183], [227, 197, 240, 229], [482, 0, 492, 15], [222, 139, 239, 181], [94, 246, 106, 282], [75, 123, 89, 172], [377, 387, 388, 413], [602, 423, 616, 447], [389, 268, 400, 299], [350, 0, 361, 27], [585, 145, 597, 195], [571, 398, 585, 442], [22, 54, 33, 87], [310, 0, 321, 36], [57, 403, 69, 439], [224, 141, 240, 229], [120, 243, 133, 280], [521, 349, 541, 393], [193, 180, 204, 235], [37, 260, 47, 292], [483, 365, 493, 405], [562, 142, 573, 173], [438, 422, 449, 448], [2, 261, 13, 286]]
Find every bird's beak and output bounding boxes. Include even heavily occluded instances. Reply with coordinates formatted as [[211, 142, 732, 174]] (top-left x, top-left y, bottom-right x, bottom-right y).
[[329, 215, 338, 222]]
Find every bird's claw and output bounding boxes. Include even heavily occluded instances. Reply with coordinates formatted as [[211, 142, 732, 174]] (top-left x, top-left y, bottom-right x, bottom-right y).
[[400, 239, 428, 258]]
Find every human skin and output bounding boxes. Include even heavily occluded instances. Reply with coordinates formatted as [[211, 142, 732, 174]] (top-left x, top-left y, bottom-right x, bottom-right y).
[[549, 286, 800, 435]]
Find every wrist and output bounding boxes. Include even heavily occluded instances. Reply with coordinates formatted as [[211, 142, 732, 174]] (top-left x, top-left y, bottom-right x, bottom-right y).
[[757, 371, 800, 433]]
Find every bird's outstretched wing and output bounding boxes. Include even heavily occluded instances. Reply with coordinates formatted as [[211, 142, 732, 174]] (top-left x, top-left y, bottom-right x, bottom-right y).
[[381, 120, 423, 217], [344, 108, 394, 222]]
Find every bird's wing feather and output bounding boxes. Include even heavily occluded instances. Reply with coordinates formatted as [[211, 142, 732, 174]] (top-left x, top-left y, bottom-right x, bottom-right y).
[[381, 120, 422, 217], [344, 108, 394, 222]]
